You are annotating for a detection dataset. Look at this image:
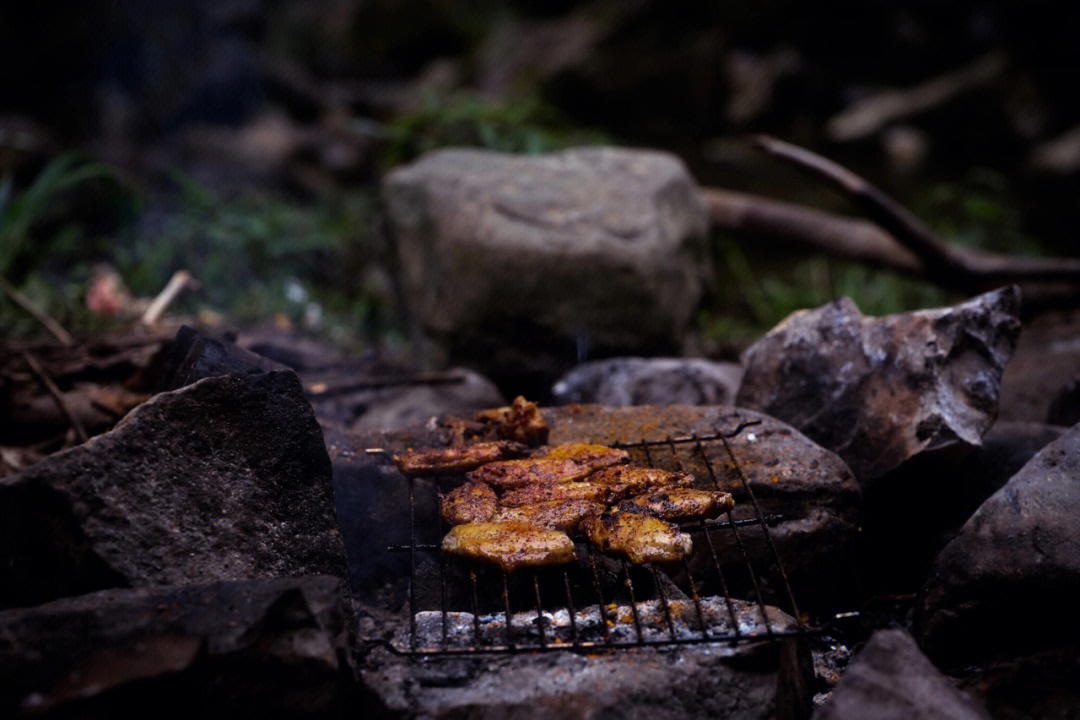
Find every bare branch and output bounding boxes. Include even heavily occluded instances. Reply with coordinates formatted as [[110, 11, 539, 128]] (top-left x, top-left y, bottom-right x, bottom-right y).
[[0, 275, 74, 345]]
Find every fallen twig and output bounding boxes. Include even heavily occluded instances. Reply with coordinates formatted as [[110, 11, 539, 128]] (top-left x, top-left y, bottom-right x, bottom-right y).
[[141, 270, 200, 326], [21, 350, 89, 444], [747, 135, 1080, 295], [0, 274, 74, 345]]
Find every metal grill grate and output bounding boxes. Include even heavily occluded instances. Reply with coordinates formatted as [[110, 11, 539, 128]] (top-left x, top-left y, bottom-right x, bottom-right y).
[[385, 420, 811, 655]]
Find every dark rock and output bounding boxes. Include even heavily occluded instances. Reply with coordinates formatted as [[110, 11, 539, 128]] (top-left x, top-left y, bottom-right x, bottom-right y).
[[383, 147, 710, 394], [544, 404, 862, 611], [736, 287, 1021, 485], [918, 423, 1080, 668], [350, 368, 505, 431], [1046, 373, 1080, 426], [551, 357, 742, 407], [991, 309, 1080, 423], [158, 325, 287, 391], [813, 629, 990, 720], [0, 576, 363, 718], [364, 637, 812, 720], [0, 371, 348, 609], [857, 421, 1066, 596], [958, 646, 1080, 720]]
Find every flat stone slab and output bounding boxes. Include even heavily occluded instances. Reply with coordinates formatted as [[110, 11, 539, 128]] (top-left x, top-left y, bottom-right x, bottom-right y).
[[737, 287, 1020, 484], [0, 371, 348, 608]]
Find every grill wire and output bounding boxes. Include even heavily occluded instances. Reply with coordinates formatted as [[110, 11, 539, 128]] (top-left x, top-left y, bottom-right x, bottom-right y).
[[387, 420, 811, 655]]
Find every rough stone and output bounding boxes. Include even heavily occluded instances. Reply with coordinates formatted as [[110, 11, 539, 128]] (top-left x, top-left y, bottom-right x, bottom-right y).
[[0, 576, 363, 718], [551, 357, 742, 407], [918, 423, 1080, 668], [813, 629, 990, 720], [736, 286, 1021, 484], [364, 637, 811, 720], [351, 368, 505, 431], [382, 147, 711, 391], [0, 371, 349, 609]]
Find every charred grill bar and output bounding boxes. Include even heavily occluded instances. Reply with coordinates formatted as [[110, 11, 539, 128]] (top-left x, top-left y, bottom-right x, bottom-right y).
[[387, 422, 812, 655]]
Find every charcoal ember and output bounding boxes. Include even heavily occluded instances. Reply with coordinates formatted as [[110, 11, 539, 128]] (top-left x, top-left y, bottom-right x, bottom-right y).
[[543, 404, 861, 611], [551, 357, 742, 407], [813, 629, 990, 720], [0, 576, 363, 718], [918, 423, 1080, 668], [383, 147, 710, 393], [736, 286, 1021, 485], [0, 371, 348, 609]]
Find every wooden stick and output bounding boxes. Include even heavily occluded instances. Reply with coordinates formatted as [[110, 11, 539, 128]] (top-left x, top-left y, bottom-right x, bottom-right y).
[[21, 350, 89, 444], [750, 134, 1080, 290], [141, 270, 200, 325], [0, 274, 74, 345]]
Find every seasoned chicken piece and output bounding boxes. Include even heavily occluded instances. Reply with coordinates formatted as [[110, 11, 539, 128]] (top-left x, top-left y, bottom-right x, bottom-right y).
[[533, 443, 630, 471], [499, 479, 615, 508], [442, 522, 576, 572], [618, 488, 735, 522], [440, 482, 497, 525], [466, 458, 594, 491], [588, 465, 695, 497], [492, 499, 604, 532], [580, 511, 692, 564], [393, 441, 528, 477], [474, 396, 550, 445]]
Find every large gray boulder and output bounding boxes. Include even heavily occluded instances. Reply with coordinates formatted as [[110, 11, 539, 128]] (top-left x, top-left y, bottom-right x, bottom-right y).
[[737, 287, 1021, 484], [551, 356, 742, 406], [0, 371, 349, 609], [918, 423, 1080, 668], [382, 147, 710, 388]]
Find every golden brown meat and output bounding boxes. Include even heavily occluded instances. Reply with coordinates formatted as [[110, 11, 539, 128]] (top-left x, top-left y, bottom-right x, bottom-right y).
[[499, 479, 614, 507], [580, 511, 693, 564], [588, 465, 695, 497], [492, 499, 604, 532], [393, 441, 528, 477], [618, 488, 735, 522], [441, 522, 576, 572], [440, 481, 498, 525], [466, 458, 594, 490], [533, 443, 630, 471]]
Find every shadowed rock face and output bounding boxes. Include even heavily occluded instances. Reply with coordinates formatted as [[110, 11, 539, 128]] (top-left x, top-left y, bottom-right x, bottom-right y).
[[736, 286, 1021, 485], [0, 577, 362, 718], [918, 423, 1080, 669], [814, 629, 990, 720], [0, 371, 349, 609], [382, 147, 710, 391]]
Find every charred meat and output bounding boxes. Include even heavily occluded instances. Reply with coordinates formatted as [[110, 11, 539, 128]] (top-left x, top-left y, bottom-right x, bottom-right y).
[[533, 443, 630, 471], [588, 465, 695, 497], [498, 479, 615, 508], [618, 488, 735, 522], [466, 458, 594, 491], [474, 396, 549, 446], [580, 511, 693, 564], [393, 440, 528, 477], [441, 521, 576, 572], [492, 498, 604, 532], [440, 481, 498, 525]]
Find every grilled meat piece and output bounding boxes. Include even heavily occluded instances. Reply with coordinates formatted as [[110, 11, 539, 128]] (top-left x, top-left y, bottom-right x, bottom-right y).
[[441, 521, 576, 572], [580, 511, 693, 564], [499, 479, 615, 507], [492, 498, 604, 532], [440, 481, 498, 525], [589, 465, 695, 497], [533, 443, 630, 471], [466, 458, 594, 491], [393, 440, 528, 477], [618, 488, 735, 522], [474, 395, 550, 445]]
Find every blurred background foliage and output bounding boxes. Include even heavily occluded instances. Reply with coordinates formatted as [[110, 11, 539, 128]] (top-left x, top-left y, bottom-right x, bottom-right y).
[[0, 0, 1073, 351]]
